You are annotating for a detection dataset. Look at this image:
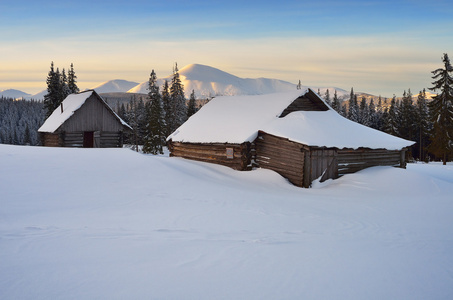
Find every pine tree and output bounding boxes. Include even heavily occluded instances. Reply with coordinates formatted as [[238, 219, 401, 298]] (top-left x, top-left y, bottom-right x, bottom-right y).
[[43, 62, 60, 118], [143, 70, 165, 155], [428, 53, 453, 164], [368, 98, 379, 129], [161, 80, 171, 137], [341, 103, 348, 117], [59, 68, 70, 100], [67, 63, 80, 94], [383, 96, 399, 136], [324, 89, 331, 106], [399, 90, 416, 140], [136, 98, 147, 146], [359, 97, 370, 126], [348, 88, 359, 122], [169, 63, 187, 133], [331, 89, 341, 113], [43, 62, 71, 118], [416, 89, 431, 161], [187, 89, 197, 118], [125, 95, 145, 151]]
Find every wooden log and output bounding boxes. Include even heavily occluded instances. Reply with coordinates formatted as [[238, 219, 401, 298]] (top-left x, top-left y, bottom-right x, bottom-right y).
[[257, 131, 309, 150], [338, 158, 401, 166], [173, 153, 246, 170], [256, 159, 303, 179], [171, 148, 241, 160], [171, 149, 246, 165], [255, 141, 303, 155], [255, 150, 303, 162], [256, 155, 304, 169], [256, 162, 304, 177]]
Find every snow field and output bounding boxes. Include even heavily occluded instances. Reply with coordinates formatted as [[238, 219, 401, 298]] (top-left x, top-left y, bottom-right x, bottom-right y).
[[1, 144, 452, 299]]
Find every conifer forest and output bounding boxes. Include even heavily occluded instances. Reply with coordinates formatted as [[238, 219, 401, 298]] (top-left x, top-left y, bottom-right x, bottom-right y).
[[1, 54, 452, 163]]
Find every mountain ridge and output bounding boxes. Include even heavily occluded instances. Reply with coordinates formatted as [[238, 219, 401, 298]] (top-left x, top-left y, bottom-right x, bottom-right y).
[[5, 64, 432, 101]]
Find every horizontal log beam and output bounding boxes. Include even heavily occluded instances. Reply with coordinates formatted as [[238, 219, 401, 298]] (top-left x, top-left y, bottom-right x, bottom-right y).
[[172, 146, 245, 159], [256, 156, 304, 169]]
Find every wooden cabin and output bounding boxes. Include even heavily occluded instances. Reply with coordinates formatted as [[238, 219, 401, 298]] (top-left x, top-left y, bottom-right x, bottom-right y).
[[167, 89, 414, 188], [38, 90, 131, 148]]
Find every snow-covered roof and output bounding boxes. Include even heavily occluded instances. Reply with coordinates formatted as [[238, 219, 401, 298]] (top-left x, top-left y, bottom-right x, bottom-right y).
[[38, 90, 130, 133], [168, 89, 414, 150]]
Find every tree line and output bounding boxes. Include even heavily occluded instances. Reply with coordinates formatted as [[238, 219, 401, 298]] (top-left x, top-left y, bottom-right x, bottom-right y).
[[115, 63, 198, 154], [0, 97, 44, 145], [324, 53, 452, 164]]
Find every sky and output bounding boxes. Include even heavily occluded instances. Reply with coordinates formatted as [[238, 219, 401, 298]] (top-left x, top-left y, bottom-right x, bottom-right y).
[[1, 0, 452, 97]]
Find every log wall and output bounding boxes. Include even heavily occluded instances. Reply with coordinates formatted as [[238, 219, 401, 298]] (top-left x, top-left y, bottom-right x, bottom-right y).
[[41, 133, 61, 147], [41, 131, 123, 148], [99, 131, 124, 148], [168, 141, 252, 170], [337, 148, 405, 176], [255, 131, 306, 187]]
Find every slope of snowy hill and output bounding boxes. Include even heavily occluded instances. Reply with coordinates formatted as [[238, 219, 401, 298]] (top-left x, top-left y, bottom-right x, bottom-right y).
[[1, 144, 453, 299], [91, 79, 139, 94], [0, 89, 31, 99], [128, 64, 349, 99], [29, 89, 47, 100]]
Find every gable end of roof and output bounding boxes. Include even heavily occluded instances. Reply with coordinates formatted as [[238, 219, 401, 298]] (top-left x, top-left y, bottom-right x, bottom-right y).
[[279, 88, 329, 117]]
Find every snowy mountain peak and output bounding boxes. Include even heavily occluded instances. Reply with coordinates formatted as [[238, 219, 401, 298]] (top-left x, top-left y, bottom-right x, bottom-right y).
[[91, 79, 139, 94], [0, 89, 31, 99], [178, 64, 241, 83], [128, 64, 301, 98]]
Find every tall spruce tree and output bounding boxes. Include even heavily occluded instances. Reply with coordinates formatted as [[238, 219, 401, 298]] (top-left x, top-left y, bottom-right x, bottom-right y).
[[126, 95, 147, 151], [187, 89, 197, 118], [43, 62, 61, 118], [331, 89, 341, 113], [399, 90, 416, 138], [67, 63, 79, 94], [169, 63, 187, 133], [416, 89, 431, 161], [383, 96, 399, 136], [368, 98, 380, 129], [143, 70, 165, 154], [324, 89, 331, 106], [348, 88, 359, 122], [358, 96, 370, 126], [59, 68, 70, 100], [428, 53, 453, 164], [161, 80, 171, 137], [43, 62, 72, 118]]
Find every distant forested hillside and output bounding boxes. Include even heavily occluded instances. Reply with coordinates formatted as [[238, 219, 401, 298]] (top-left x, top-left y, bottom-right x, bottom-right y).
[[0, 97, 45, 146]]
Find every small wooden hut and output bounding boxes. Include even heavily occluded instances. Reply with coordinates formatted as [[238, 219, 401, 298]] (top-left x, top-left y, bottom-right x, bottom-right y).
[[38, 90, 131, 148], [167, 89, 414, 188]]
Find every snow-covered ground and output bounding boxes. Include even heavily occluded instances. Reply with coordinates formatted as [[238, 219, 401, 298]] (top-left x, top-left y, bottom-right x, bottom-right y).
[[1, 144, 452, 299]]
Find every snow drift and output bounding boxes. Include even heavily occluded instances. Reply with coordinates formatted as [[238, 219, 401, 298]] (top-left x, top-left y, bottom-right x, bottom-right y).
[[1, 144, 452, 299]]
